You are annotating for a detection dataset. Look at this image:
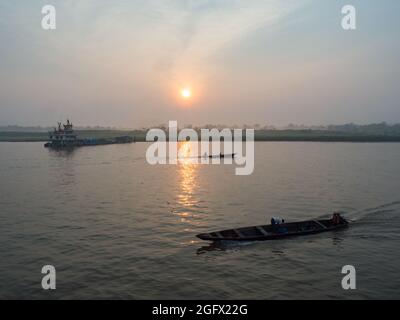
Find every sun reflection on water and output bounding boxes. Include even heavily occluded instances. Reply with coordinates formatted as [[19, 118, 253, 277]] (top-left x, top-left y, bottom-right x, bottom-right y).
[[177, 142, 198, 208], [174, 142, 202, 227]]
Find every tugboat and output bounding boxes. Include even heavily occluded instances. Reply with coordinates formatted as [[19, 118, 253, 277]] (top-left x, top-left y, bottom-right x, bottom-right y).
[[44, 120, 81, 148], [44, 120, 135, 149]]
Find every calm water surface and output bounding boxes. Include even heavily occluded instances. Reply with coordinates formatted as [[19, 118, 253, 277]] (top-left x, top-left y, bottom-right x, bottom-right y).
[[0, 142, 399, 299]]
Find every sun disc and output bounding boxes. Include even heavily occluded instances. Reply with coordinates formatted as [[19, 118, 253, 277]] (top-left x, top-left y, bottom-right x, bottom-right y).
[[181, 89, 191, 99]]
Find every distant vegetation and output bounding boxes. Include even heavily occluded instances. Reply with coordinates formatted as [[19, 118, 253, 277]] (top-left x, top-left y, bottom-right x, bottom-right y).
[[1, 122, 400, 142]]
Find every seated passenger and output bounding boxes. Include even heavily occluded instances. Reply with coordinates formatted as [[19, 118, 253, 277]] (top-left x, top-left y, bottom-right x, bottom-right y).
[[271, 217, 285, 233], [271, 217, 284, 225], [332, 213, 342, 225]]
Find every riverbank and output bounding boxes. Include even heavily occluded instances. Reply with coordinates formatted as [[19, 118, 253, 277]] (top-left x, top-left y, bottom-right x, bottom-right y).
[[1, 129, 400, 142]]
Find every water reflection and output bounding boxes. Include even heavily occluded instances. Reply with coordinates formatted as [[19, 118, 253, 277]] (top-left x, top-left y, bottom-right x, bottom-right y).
[[48, 148, 77, 188], [332, 232, 346, 246], [196, 240, 258, 255], [47, 147, 78, 159], [174, 142, 201, 225], [197, 242, 226, 255], [177, 141, 199, 165]]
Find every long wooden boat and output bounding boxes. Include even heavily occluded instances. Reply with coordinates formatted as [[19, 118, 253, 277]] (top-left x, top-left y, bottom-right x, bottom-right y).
[[198, 153, 236, 159], [196, 216, 348, 241]]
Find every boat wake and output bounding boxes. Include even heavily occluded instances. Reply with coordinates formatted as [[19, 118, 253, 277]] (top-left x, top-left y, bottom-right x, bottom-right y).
[[345, 200, 400, 223]]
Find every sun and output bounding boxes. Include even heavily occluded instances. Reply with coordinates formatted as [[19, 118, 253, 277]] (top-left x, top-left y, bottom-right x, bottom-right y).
[[181, 88, 192, 99]]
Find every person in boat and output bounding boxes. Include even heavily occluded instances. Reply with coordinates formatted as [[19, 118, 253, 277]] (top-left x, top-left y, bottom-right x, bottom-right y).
[[271, 217, 286, 233], [332, 212, 343, 225], [271, 217, 285, 225], [271, 217, 289, 233]]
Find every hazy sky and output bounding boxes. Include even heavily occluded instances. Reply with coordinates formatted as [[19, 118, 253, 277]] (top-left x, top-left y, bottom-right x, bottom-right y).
[[0, 0, 399, 127]]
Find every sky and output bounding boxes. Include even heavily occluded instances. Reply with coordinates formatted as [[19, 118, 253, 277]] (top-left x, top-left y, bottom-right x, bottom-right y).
[[0, 0, 399, 128]]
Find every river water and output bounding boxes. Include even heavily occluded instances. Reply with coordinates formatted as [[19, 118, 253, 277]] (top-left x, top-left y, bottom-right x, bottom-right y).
[[0, 142, 399, 299]]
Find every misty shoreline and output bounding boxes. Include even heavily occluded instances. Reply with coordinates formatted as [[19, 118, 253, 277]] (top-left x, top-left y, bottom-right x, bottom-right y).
[[1, 130, 400, 143]]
